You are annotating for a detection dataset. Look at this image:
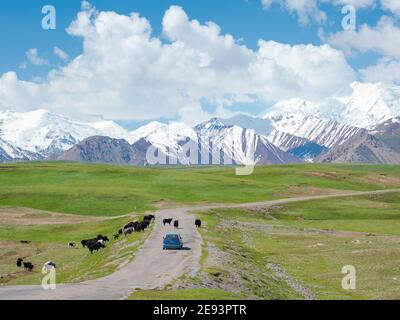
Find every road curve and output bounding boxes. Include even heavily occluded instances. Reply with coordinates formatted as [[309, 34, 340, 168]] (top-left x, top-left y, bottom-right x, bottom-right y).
[[0, 188, 398, 300]]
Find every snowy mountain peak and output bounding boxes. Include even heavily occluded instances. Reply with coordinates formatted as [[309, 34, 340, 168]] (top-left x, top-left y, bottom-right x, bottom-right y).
[[335, 82, 400, 129], [0, 109, 132, 157], [261, 98, 319, 121]]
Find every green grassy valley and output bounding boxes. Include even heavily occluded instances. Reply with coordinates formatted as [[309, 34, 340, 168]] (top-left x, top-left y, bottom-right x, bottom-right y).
[[1, 162, 400, 299], [0, 162, 399, 216]]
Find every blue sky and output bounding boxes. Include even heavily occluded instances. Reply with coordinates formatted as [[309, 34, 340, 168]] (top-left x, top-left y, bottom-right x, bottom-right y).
[[0, 0, 398, 126]]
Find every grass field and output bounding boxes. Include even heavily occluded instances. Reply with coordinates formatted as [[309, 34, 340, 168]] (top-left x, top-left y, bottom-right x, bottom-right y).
[[0, 162, 399, 216], [0, 211, 151, 286], [161, 192, 400, 300], [1, 162, 400, 297]]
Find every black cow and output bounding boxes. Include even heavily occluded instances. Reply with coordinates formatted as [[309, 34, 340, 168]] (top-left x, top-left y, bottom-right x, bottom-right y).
[[118, 229, 123, 235], [97, 235, 109, 242], [174, 220, 179, 229], [87, 242, 105, 254], [136, 222, 148, 232], [124, 227, 135, 236], [124, 221, 139, 230], [163, 218, 173, 226], [195, 219, 202, 228], [16, 258, 23, 267], [113, 233, 120, 240], [81, 238, 97, 248], [144, 215, 155, 222], [68, 242, 76, 248], [133, 223, 143, 232], [23, 262, 34, 271], [143, 220, 150, 228], [20, 240, 31, 244]]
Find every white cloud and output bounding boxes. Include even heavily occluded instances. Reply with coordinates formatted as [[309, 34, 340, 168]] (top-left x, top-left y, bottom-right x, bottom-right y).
[[0, 3, 355, 123], [53, 46, 69, 60], [261, 0, 326, 25], [25, 48, 48, 66], [330, 0, 375, 8], [252, 40, 355, 100], [327, 16, 400, 59], [261, 0, 378, 25], [381, 0, 400, 15], [361, 57, 400, 84]]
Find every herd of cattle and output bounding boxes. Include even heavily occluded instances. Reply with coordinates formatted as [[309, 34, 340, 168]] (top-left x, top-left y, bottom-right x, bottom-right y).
[[16, 257, 56, 272], [14, 214, 202, 273]]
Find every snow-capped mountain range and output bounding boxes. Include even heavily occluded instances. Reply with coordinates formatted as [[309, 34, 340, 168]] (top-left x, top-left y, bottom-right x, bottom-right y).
[[0, 82, 399, 165]]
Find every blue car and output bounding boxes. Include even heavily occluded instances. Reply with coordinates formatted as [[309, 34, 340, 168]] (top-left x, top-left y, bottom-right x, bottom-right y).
[[163, 234, 183, 250]]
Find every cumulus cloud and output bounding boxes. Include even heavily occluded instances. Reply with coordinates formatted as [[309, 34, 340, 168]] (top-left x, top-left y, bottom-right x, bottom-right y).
[[361, 58, 400, 84], [252, 40, 355, 100], [327, 16, 400, 85], [0, 2, 355, 123], [328, 16, 400, 59], [25, 48, 48, 66]]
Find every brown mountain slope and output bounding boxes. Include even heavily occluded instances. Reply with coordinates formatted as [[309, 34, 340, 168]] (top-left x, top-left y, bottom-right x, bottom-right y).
[[56, 136, 146, 165], [317, 131, 400, 164]]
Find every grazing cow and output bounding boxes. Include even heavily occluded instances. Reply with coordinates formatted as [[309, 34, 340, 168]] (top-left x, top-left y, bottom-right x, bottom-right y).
[[141, 221, 149, 230], [16, 258, 23, 267], [144, 215, 155, 222], [20, 240, 31, 244], [81, 238, 98, 248], [134, 223, 143, 232], [23, 262, 34, 271], [195, 219, 202, 228], [118, 229, 123, 235], [43, 261, 56, 271], [97, 235, 110, 242], [124, 227, 135, 236], [163, 218, 173, 226], [124, 222, 138, 230], [142, 220, 150, 228], [113, 233, 119, 240], [87, 242, 105, 254], [68, 242, 76, 248], [174, 220, 179, 229]]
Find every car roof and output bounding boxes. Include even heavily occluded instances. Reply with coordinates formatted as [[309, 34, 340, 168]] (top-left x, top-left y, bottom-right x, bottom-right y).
[[165, 233, 180, 237]]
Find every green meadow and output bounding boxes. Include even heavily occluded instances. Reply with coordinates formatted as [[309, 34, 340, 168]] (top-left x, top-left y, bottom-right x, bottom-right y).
[[0, 215, 151, 286], [161, 191, 400, 300], [0, 162, 399, 216], [1, 162, 400, 296]]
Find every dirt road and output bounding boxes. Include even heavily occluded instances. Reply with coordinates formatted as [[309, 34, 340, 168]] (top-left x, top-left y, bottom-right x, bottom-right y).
[[0, 188, 398, 300]]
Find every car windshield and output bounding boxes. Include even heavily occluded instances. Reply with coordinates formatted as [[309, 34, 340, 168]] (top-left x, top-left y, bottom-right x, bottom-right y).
[[165, 234, 179, 240]]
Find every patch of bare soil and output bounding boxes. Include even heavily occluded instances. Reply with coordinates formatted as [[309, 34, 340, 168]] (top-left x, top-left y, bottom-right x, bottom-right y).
[[307, 171, 349, 180], [152, 199, 180, 209], [246, 206, 279, 220], [357, 174, 400, 186], [286, 186, 352, 197], [0, 207, 103, 225], [0, 271, 30, 285]]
